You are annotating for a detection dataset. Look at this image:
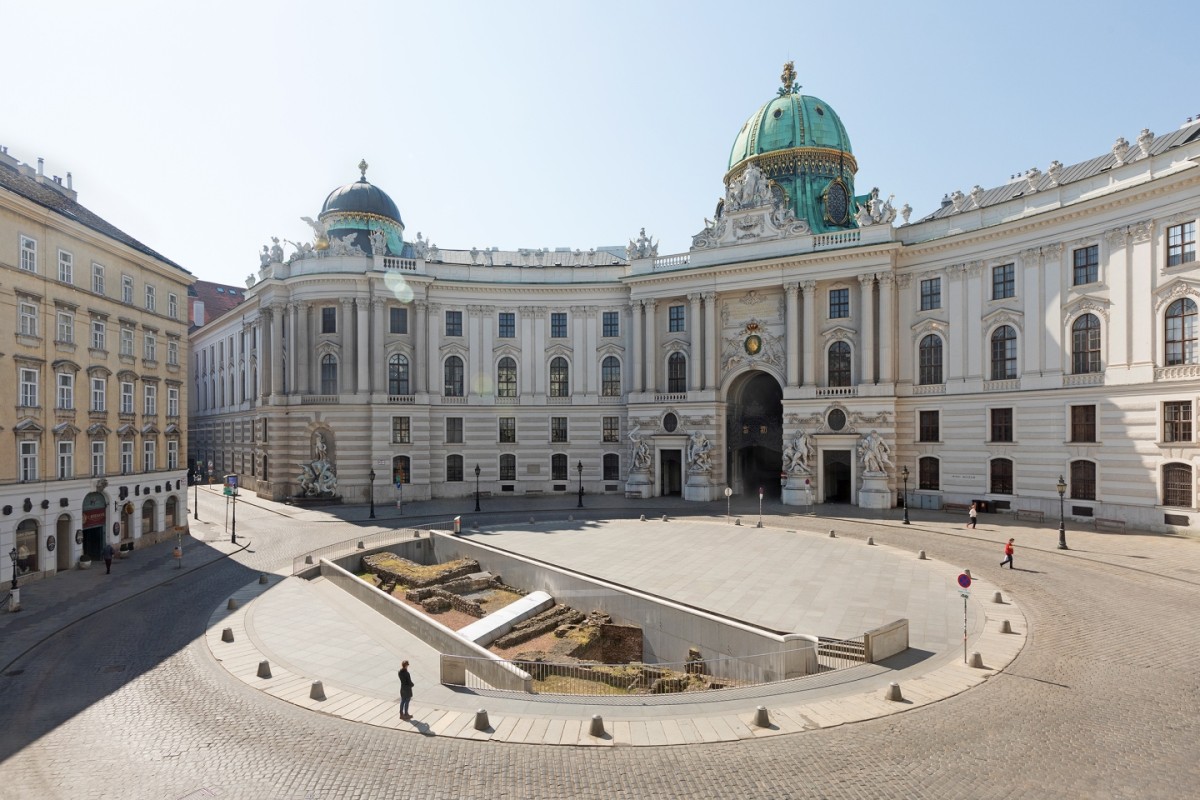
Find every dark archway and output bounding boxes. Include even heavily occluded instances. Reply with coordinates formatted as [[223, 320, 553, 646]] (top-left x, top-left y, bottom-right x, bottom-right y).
[[725, 371, 784, 497]]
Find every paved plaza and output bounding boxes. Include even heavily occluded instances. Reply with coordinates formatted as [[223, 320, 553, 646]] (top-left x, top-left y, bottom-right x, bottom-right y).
[[1, 486, 1199, 798]]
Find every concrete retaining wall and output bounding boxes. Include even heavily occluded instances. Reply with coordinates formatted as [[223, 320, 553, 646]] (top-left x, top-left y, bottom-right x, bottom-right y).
[[864, 618, 909, 663]]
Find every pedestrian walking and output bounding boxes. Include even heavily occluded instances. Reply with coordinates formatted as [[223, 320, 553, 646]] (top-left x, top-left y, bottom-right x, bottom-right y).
[[1001, 538, 1015, 569], [965, 502, 978, 529], [398, 660, 414, 719], [101, 542, 115, 574]]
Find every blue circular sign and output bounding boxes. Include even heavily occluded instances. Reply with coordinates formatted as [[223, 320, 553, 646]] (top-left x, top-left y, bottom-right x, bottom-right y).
[[957, 573, 972, 589]]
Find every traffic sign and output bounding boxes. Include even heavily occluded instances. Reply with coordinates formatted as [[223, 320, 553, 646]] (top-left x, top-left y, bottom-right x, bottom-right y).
[[957, 573, 972, 589]]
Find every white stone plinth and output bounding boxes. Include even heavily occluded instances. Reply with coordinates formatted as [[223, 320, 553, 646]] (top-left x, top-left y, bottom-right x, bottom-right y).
[[683, 473, 718, 502], [625, 472, 652, 499], [858, 472, 892, 509]]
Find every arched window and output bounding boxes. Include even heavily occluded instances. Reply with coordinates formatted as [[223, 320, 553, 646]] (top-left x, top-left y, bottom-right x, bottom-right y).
[[989, 458, 1013, 495], [444, 356, 464, 397], [918, 456, 939, 490], [1165, 298, 1198, 366], [15, 518, 39, 574], [1070, 460, 1096, 501], [1072, 314, 1102, 374], [320, 354, 338, 395], [392, 455, 410, 485], [667, 352, 687, 393], [388, 354, 410, 395], [828, 341, 851, 387], [1163, 462, 1193, 507], [499, 453, 516, 481], [446, 454, 463, 482], [603, 453, 620, 481], [990, 326, 1017, 380], [918, 334, 943, 385], [601, 356, 621, 397], [549, 357, 569, 397], [497, 357, 517, 398], [551, 453, 567, 480]]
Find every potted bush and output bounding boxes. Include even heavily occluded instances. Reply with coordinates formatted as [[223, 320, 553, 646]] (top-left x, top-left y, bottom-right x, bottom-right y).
[[77, 555, 92, 570]]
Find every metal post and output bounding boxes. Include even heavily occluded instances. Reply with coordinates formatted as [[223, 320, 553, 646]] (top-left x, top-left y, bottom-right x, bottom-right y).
[[193, 471, 199, 521], [474, 464, 481, 512], [902, 465, 911, 525], [576, 461, 584, 509], [369, 469, 376, 519], [9, 547, 17, 591], [724, 487, 732, 524], [757, 486, 763, 528], [230, 486, 237, 545], [1057, 474, 1068, 550]]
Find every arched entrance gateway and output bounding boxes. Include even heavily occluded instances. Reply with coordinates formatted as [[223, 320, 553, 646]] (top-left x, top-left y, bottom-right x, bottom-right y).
[[725, 371, 784, 497]]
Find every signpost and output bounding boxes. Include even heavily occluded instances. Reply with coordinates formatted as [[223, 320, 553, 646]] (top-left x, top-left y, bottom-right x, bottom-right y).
[[225, 474, 238, 544], [957, 572, 972, 664]]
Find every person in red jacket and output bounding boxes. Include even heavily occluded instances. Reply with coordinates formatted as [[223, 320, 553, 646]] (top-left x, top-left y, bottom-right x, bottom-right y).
[[1001, 538, 1015, 569]]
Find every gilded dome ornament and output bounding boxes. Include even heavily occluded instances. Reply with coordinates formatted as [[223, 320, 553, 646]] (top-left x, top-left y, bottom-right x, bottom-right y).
[[358, 159, 369, 179], [778, 61, 800, 97]]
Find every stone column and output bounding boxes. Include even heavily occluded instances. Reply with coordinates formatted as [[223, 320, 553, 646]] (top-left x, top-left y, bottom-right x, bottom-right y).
[[688, 293, 702, 391], [287, 302, 298, 395], [259, 308, 273, 400], [631, 300, 644, 393], [801, 281, 817, 386], [702, 292, 717, 390], [339, 299, 354, 395], [356, 297, 370, 394], [468, 305, 484, 396], [427, 303, 442, 395], [271, 305, 285, 397], [644, 299, 658, 393], [859, 275, 875, 385], [878, 274, 895, 384], [372, 298, 386, 394], [785, 283, 800, 387], [297, 302, 311, 394], [572, 307, 586, 395], [413, 301, 427, 394], [520, 307, 535, 395]]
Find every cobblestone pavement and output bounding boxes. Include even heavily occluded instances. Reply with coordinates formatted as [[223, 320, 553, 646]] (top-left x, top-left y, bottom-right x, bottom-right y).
[[1, 488, 1198, 799]]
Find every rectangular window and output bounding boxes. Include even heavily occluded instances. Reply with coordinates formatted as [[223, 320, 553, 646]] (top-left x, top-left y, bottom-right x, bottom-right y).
[[1070, 460, 1096, 501], [551, 454, 568, 481], [446, 417, 463, 444], [167, 439, 179, 470], [918, 457, 940, 491], [120, 327, 134, 357], [446, 456, 463, 482], [919, 278, 941, 310], [91, 320, 106, 350], [1163, 464, 1192, 508], [499, 417, 516, 443], [1164, 400, 1192, 443], [143, 441, 156, 472], [389, 307, 408, 334], [57, 373, 74, 409], [990, 408, 1014, 442], [321, 306, 337, 333], [20, 441, 38, 481], [918, 410, 939, 442], [144, 385, 158, 416], [829, 288, 849, 319], [58, 441, 74, 480], [57, 311, 75, 344], [445, 310, 463, 337], [391, 416, 411, 444], [992, 263, 1015, 300], [143, 333, 157, 362], [19, 368, 38, 407], [19, 235, 37, 272], [550, 312, 567, 338], [58, 249, 73, 283], [166, 293, 178, 320], [92, 263, 105, 294], [602, 311, 619, 338], [1167, 221, 1196, 267], [120, 441, 133, 475], [603, 454, 620, 481], [91, 377, 106, 412], [1070, 405, 1096, 443], [500, 455, 517, 481], [91, 441, 105, 477], [990, 459, 1014, 495], [167, 387, 179, 417], [602, 416, 620, 443], [19, 302, 38, 337], [497, 312, 516, 338], [145, 284, 156, 312], [669, 304, 685, 332], [167, 340, 179, 366], [120, 382, 134, 414], [121, 275, 134, 304], [1073, 245, 1099, 286], [551, 417, 568, 443]]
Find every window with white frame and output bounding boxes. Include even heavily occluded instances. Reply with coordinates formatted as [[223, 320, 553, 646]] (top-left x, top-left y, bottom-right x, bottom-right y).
[[20, 441, 38, 481], [19, 236, 37, 272], [57, 372, 74, 409], [167, 340, 178, 365], [499, 453, 517, 481], [120, 440, 133, 474], [143, 333, 157, 362], [91, 377, 106, 411], [167, 387, 179, 417], [19, 302, 39, 337], [144, 384, 157, 416], [167, 439, 179, 469], [145, 284, 156, 312], [120, 381, 134, 414], [919, 277, 941, 310], [56, 311, 75, 344], [58, 249, 73, 283], [91, 440, 105, 477], [551, 417, 568, 442], [91, 320, 106, 350], [19, 368, 38, 407], [121, 275, 134, 304], [499, 417, 516, 443], [1167, 221, 1196, 267], [57, 441, 74, 479], [120, 327, 134, 357], [92, 263, 105, 294], [143, 440, 156, 472], [168, 293, 178, 319]]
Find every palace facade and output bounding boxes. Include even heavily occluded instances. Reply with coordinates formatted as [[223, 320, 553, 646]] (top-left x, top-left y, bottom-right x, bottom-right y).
[[190, 69, 1200, 533]]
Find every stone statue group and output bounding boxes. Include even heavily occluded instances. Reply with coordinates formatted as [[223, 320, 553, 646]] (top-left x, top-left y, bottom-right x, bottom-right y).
[[297, 433, 338, 497]]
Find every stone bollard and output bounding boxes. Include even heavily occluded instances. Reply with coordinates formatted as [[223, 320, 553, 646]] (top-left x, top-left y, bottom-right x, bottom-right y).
[[968, 651, 984, 669], [753, 705, 770, 728], [221, 627, 234, 643], [735, 518, 742, 526], [918, 550, 927, 560], [259, 573, 269, 585], [884, 681, 903, 702], [310, 681, 326, 701], [227, 598, 239, 611], [662, 515, 668, 522], [829, 530, 837, 538], [569, 515, 574, 522], [474, 709, 490, 731], [640, 514, 646, 521], [304, 555, 313, 565], [257, 660, 272, 679], [588, 714, 605, 737], [867, 537, 875, 546], [357, 541, 365, 549], [993, 591, 1004, 603], [1000, 619, 1013, 634], [530, 517, 536, 525]]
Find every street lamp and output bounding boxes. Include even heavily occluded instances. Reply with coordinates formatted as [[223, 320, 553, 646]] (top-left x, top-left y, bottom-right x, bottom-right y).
[[474, 464, 481, 512], [724, 486, 732, 524], [576, 460, 584, 509], [757, 486, 764, 528], [901, 465, 911, 525], [9, 547, 17, 591], [1057, 474, 1069, 550], [368, 469, 376, 519], [193, 470, 200, 521]]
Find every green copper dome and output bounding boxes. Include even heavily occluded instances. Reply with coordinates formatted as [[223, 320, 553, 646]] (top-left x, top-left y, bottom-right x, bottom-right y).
[[724, 63, 860, 233]]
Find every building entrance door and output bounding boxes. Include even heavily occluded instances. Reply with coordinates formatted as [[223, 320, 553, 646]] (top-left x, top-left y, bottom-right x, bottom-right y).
[[823, 450, 853, 502], [725, 371, 783, 496], [661, 449, 682, 496]]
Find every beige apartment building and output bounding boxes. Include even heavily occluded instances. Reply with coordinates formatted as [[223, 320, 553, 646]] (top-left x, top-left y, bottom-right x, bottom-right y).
[[0, 148, 193, 584]]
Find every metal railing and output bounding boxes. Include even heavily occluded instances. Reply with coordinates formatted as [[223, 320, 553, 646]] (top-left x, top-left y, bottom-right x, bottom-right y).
[[446, 638, 866, 697], [290, 520, 457, 574]]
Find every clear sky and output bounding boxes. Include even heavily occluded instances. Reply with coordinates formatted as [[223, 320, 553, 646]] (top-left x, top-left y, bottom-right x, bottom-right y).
[[4, 0, 1194, 287]]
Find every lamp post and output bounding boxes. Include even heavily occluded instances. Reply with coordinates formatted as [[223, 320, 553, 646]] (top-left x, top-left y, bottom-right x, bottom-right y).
[[1057, 474, 1069, 550], [724, 486, 732, 524], [474, 464, 481, 512], [576, 460, 584, 509], [193, 470, 199, 521], [757, 486, 764, 528], [230, 482, 237, 545], [901, 465, 911, 525], [9, 546, 17, 591], [368, 469, 376, 519]]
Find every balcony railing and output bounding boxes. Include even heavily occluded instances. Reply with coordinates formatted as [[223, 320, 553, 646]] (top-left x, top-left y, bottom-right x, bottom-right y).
[[382, 256, 418, 271], [912, 383, 946, 395], [387, 394, 415, 404], [815, 386, 857, 398], [301, 394, 340, 404], [1063, 373, 1103, 387], [653, 392, 687, 403]]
